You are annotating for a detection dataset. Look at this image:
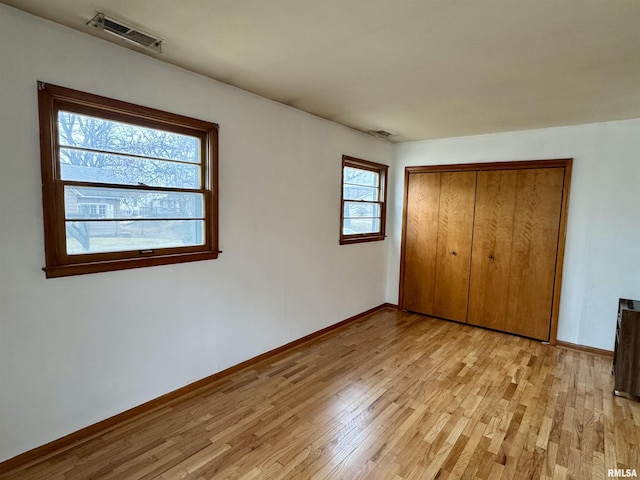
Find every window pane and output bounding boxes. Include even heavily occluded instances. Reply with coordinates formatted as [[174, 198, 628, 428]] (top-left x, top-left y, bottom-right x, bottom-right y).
[[343, 201, 381, 218], [343, 185, 379, 201], [64, 186, 204, 220], [342, 218, 380, 235], [60, 151, 201, 189], [66, 220, 205, 254], [344, 167, 378, 187], [58, 111, 200, 163]]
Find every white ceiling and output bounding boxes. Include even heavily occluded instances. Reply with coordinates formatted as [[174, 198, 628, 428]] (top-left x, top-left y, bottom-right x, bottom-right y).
[[3, 0, 640, 142]]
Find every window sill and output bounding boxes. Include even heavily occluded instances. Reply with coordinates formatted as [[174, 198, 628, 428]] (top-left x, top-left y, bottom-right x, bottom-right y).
[[339, 235, 386, 245], [43, 250, 220, 278]]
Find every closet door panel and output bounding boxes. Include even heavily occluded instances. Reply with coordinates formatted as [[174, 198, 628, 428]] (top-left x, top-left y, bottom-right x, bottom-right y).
[[467, 170, 518, 332], [401, 173, 441, 314], [468, 167, 564, 340], [506, 168, 564, 340], [432, 171, 477, 322]]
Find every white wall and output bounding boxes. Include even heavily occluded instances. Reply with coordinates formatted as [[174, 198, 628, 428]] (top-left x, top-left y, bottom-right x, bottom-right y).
[[0, 6, 392, 463], [387, 119, 640, 351]]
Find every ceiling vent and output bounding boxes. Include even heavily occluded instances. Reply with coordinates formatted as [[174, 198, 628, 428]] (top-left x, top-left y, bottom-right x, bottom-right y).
[[366, 129, 394, 140], [87, 13, 162, 53]]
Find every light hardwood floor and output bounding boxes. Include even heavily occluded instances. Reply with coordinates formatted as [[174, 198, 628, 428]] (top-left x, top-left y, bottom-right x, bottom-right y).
[[2, 308, 638, 480]]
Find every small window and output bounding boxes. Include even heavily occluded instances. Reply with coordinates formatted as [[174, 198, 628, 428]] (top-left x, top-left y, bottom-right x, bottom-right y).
[[340, 155, 388, 245], [38, 83, 219, 278]]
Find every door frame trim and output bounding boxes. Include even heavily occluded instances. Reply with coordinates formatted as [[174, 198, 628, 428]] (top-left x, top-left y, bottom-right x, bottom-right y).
[[398, 158, 573, 345]]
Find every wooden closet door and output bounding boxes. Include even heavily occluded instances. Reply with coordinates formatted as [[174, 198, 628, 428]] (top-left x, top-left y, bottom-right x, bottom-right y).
[[432, 172, 476, 322], [467, 170, 517, 333], [468, 168, 565, 340], [401, 171, 476, 322], [402, 173, 441, 315]]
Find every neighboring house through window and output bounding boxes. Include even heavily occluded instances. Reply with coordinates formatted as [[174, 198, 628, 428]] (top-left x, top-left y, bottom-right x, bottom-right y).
[[340, 155, 388, 245], [38, 82, 219, 278]]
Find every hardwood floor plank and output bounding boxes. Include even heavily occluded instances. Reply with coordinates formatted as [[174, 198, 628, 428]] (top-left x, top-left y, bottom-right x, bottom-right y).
[[0, 309, 636, 480]]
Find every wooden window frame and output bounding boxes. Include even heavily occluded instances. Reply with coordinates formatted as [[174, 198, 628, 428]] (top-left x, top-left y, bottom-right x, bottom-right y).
[[38, 82, 219, 278], [340, 155, 388, 245]]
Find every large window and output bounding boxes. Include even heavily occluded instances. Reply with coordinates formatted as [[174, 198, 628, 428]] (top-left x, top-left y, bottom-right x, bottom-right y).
[[340, 155, 388, 245], [38, 83, 219, 278]]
